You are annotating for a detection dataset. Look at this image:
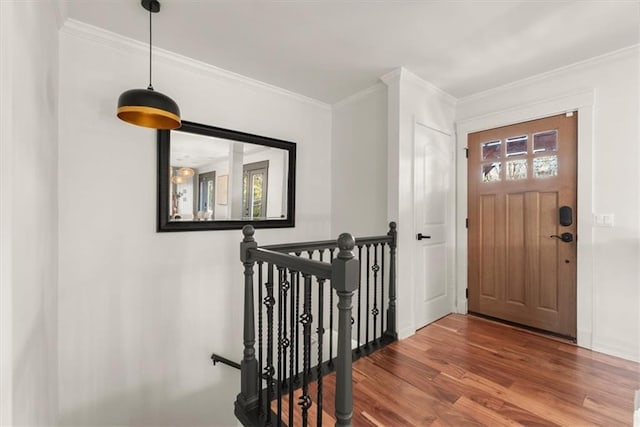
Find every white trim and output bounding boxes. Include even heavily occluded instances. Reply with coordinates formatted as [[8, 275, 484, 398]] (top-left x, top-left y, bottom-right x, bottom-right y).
[[455, 91, 595, 350], [381, 67, 457, 107], [415, 119, 453, 137], [0, 2, 13, 425], [379, 68, 402, 86], [60, 19, 331, 111], [332, 82, 386, 110], [50, 0, 68, 29], [460, 44, 639, 104]]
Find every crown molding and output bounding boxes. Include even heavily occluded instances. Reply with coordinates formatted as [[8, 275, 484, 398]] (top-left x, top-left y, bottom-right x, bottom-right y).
[[60, 19, 331, 111], [459, 44, 640, 105], [50, 0, 68, 30], [332, 81, 386, 110], [380, 67, 457, 107], [379, 68, 402, 86]]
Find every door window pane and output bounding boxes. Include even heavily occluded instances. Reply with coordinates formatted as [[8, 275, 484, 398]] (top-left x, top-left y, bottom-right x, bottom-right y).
[[252, 173, 264, 218], [482, 140, 501, 160], [207, 181, 214, 212], [482, 162, 501, 182], [506, 135, 528, 157], [533, 130, 558, 153], [506, 159, 527, 180], [533, 156, 558, 178]]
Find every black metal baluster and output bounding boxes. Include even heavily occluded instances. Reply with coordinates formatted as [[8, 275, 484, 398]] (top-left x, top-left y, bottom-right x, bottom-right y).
[[365, 244, 371, 347], [380, 245, 385, 345], [372, 244, 379, 345], [357, 245, 362, 352], [257, 261, 264, 417], [289, 270, 295, 426], [277, 267, 284, 423], [295, 268, 300, 386], [329, 248, 335, 367], [298, 274, 313, 426], [282, 270, 289, 390], [386, 222, 398, 339], [316, 278, 324, 427], [265, 265, 275, 426]]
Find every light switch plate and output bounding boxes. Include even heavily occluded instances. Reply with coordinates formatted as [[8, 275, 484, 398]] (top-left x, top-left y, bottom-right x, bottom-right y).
[[593, 213, 615, 227]]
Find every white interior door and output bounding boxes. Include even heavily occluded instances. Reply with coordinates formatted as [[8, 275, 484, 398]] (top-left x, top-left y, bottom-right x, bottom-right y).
[[414, 123, 455, 329]]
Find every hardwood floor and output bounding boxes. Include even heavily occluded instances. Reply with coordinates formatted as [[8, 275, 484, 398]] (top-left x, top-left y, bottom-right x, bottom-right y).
[[281, 314, 640, 426]]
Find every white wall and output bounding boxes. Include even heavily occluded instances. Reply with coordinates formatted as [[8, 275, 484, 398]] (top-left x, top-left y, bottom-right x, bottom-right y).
[[382, 68, 457, 339], [58, 21, 331, 426], [455, 47, 640, 362], [331, 83, 389, 237], [0, 1, 60, 425]]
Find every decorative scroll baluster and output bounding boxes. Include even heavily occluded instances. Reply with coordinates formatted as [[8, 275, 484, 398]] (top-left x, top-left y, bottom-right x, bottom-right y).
[[332, 234, 359, 427], [357, 245, 363, 352], [298, 274, 313, 426], [380, 246, 385, 344], [365, 244, 371, 347], [236, 226, 259, 417], [329, 248, 335, 367], [281, 270, 290, 390], [372, 244, 379, 344], [295, 269, 300, 385], [386, 222, 398, 339], [289, 270, 295, 425], [277, 267, 284, 423], [265, 265, 275, 426], [257, 261, 264, 416], [316, 278, 325, 427]]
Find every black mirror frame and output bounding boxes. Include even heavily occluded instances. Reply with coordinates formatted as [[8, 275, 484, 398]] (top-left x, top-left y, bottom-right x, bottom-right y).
[[157, 120, 296, 232]]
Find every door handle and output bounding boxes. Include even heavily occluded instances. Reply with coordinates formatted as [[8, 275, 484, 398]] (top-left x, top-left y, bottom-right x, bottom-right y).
[[550, 232, 573, 243], [416, 233, 431, 240]]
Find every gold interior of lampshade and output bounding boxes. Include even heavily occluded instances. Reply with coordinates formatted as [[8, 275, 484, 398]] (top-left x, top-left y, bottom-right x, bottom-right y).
[[117, 105, 180, 130]]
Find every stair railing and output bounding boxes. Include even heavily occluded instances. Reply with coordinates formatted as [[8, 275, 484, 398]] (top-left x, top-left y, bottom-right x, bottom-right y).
[[233, 222, 397, 426]]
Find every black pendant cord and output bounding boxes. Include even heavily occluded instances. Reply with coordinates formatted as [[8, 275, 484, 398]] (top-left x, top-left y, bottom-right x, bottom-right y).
[[148, 6, 154, 91]]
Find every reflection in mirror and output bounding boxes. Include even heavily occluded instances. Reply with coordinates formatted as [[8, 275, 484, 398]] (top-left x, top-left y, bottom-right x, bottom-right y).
[[158, 121, 296, 231]]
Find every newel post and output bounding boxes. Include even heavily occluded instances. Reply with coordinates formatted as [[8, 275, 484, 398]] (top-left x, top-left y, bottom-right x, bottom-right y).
[[236, 225, 259, 415], [386, 222, 398, 339], [331, 233, 359, 427]]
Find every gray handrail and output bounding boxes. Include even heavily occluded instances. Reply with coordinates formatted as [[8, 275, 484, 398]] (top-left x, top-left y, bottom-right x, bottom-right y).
[[249, 247, 333, 280], [261, 234, 392, 253]]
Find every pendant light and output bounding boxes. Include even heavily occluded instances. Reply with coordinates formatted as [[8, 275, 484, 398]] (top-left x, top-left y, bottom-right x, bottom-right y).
[[177, 167, 195, 178], [116, 0, 181, 130]]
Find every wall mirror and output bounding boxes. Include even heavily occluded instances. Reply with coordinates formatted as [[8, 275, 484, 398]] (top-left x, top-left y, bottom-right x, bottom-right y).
[[157, 121, 296, 231]]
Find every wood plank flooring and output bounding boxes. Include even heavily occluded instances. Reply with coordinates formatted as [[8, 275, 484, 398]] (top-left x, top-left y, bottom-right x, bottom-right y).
[[278, 314, 640, 426]]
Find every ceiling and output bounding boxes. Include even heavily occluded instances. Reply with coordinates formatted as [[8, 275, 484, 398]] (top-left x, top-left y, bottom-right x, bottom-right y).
[[67, 0, 640, 104]]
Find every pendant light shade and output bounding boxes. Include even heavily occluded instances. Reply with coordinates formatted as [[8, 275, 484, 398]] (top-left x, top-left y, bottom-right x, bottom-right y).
[[177, 167, 194, 178], [117, 0, 181, 130], [117, 88, 180, 130]]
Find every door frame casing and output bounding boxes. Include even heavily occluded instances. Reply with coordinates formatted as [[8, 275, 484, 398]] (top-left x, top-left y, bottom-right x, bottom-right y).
[[455, 91, 595, 349]]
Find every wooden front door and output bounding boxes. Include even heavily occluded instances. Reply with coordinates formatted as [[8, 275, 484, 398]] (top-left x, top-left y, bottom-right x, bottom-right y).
[[467, 113, 577, 337]]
